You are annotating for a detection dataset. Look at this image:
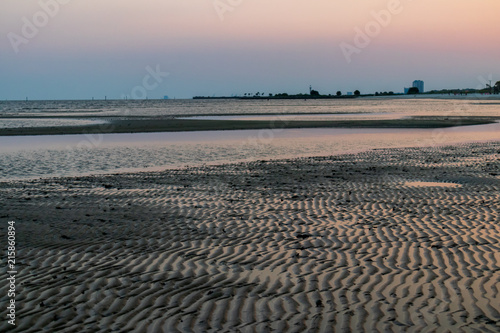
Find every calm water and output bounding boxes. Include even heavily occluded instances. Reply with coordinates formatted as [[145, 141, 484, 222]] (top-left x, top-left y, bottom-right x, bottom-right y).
[[1, 97, 500, 118], [0, 98, 499, 181], [0, 118, 109, 129]]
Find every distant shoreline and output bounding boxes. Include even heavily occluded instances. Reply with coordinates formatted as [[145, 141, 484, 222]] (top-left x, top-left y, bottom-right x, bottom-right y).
[[1, 94, 500, 102], [192, 95, 358, 100], [193, 93, 500, 101]]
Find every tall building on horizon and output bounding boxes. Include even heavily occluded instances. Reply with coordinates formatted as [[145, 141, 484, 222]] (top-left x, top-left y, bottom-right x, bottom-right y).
[[412, 80, 424, 93]]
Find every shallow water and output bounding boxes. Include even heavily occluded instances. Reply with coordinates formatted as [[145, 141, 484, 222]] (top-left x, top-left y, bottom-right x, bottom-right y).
[[0, 118, 108, 129], [1, 98, 499, 180], [1, 122, 499, 181], [1, 97, 500, 118]]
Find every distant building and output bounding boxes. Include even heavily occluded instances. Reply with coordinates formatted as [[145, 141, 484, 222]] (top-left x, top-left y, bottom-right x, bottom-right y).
[[347, 92, 353, 96], [404, 87, 410, 94], [163, 95, 169, 99], [412, 80, 424, 93]]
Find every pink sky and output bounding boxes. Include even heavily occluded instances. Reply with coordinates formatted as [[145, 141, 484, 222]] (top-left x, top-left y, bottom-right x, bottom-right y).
[[1, 0, 499, 99]]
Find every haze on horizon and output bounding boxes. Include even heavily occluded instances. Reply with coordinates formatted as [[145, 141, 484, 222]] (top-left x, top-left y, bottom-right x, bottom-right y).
[[1, 0, 499, 100]]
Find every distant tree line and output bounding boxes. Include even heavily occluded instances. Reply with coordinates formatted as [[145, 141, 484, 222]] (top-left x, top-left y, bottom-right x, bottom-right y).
[[194, 81, 500, 99], [253, 88, 363, 98]]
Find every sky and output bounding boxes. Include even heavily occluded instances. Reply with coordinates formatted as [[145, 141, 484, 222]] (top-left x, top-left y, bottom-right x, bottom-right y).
[[1, 0, 499, 100]]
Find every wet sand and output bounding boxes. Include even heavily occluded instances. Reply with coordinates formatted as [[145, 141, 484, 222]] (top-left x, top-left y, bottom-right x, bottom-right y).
[[0, 116, 498, 136], [1, 142, 500, 332]]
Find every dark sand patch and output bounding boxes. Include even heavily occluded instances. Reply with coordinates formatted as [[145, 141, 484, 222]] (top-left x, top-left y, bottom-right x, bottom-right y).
[[0, 116, 498, 136]]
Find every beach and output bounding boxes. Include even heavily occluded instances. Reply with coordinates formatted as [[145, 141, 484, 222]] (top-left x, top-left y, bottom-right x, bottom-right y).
[[3, 0, 500, 330], [0, 116, 497, 137], [1, 141, 500, 332]]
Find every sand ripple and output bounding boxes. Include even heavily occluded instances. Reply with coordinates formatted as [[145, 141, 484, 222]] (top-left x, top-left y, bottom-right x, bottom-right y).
[[1, 142, 499, 332]]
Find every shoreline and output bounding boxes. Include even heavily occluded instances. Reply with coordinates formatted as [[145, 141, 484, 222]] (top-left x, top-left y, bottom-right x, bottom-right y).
[[0, 116, 498, 136], [2, 94, 500, 102], [194, 93, 500, 100], [1, 141, 500, 331]]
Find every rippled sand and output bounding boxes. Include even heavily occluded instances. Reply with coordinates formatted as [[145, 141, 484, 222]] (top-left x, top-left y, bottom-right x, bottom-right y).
[[1, 142, 500, 332]]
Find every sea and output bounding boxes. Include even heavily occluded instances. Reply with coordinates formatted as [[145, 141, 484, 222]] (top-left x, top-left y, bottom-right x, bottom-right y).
[[0, 97, 499, 181]]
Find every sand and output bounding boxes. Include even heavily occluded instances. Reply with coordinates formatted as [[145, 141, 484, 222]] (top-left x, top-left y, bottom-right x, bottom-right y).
[[1, 142, 500, 332], [0, 116, 498, 136]]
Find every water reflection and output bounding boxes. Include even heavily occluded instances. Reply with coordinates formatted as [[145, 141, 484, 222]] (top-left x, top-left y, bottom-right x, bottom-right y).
[[1, 122, 499, 181]]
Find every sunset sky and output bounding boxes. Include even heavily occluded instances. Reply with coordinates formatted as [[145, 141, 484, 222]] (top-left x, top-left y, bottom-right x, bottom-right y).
[[1, 0, 499, 99]]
